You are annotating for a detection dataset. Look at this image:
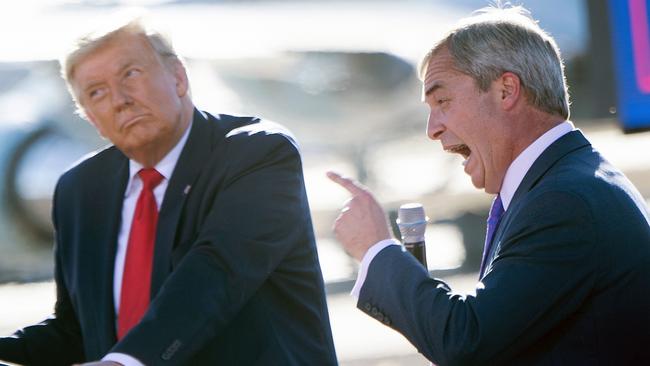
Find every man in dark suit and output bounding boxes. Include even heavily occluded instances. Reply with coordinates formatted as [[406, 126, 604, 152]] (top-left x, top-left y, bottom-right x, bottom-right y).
[[0, 18, 337, 366], [328, 5, 650, 365]]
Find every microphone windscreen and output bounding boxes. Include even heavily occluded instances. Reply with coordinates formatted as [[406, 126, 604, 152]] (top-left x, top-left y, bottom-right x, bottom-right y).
[[397, 203, 428, 243]]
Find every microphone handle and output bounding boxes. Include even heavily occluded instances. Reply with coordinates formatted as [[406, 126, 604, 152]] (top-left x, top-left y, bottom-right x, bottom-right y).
[[404, 241, 427, 269]]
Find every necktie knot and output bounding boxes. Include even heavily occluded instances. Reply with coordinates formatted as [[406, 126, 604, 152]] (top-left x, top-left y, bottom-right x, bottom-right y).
[[479, 194, 505, 278], [138, 168, 163, 191], [488, 195, 505, 224]]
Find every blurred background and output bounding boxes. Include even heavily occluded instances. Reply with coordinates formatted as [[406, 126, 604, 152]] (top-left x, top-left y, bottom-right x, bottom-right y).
[[0, 0, 648, 365]]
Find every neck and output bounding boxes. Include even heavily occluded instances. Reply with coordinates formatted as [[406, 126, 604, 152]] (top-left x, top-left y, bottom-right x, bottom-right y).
[[486, 109, 564, 194], [509, 108, 565, 163]]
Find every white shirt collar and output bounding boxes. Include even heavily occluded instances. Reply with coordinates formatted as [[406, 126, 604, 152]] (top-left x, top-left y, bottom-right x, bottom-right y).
[[500, 121, 575, 210], [124, 120, 193, 197]]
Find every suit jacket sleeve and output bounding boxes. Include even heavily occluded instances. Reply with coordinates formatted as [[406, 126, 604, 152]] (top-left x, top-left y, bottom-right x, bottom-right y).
[[111, 130, 311, 364], [0, 182, 86, 366], [358, 189, 598, 366]]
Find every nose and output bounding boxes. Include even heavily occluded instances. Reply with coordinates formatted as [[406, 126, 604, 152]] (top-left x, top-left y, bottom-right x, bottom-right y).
[[111, 84, 133, 110], [426, 112, 444, 140]]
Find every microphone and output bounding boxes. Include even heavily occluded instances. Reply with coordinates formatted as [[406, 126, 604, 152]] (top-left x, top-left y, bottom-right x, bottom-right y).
[[396, 203, 428, 269]]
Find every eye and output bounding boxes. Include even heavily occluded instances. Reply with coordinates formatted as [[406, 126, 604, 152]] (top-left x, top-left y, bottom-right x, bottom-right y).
[[125, 68, 141, 78], [88, 87, 106, 101]]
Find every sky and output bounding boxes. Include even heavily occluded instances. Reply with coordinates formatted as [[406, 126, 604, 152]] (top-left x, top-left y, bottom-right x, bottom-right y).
[[0, 0, 588, 62]]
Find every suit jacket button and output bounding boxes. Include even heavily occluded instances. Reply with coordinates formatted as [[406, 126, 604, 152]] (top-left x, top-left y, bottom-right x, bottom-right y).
[[383, 317, 391, 326], [363, 302, 372, 312], [371, 307, 379, 316], [376, 313, 384, 322]]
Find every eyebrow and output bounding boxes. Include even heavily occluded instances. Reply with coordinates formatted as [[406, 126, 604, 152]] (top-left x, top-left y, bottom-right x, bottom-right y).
[[116, 60, 136, 75], [81, 60, 137, 95], [424, 82, 444, 97], [82, 80, 102, 95]]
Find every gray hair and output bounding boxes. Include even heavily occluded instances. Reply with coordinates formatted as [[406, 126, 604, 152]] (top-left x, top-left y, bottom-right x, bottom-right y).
[[60, 17, 182, 112], [419, 5, 570, 119]]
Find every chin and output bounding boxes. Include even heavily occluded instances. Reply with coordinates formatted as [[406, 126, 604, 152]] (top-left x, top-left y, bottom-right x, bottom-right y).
[[470, 176, 486, 191], [483, 181, 501, 195]]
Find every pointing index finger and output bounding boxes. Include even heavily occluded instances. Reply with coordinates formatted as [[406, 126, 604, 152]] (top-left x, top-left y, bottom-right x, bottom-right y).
[[326, 171, 366, 196]]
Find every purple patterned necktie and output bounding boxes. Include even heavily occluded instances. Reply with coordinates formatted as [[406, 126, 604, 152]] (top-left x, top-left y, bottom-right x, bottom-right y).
[[479, 194, 504, 278]]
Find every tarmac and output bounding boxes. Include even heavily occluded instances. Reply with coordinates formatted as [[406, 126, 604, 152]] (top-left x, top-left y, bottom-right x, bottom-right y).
[[0, 272, 480, 365]]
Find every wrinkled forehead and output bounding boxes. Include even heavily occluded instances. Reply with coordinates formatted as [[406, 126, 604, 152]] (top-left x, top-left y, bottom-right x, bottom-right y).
[[421, 49, 461, 100], [70, 33, 159, 101], [73, 33, 154, 75]]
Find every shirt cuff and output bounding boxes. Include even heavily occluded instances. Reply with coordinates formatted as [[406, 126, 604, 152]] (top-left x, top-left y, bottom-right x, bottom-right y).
[[102, 352, 145, 366], [350, 238, 402, 298]]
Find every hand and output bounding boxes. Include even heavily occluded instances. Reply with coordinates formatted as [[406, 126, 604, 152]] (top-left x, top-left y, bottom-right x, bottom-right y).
[[327, 171, 392, 261], [72, 362, 122, 366]]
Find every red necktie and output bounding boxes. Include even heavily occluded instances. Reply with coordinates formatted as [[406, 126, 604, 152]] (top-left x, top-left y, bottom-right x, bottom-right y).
[[117, 168, 163, 339]]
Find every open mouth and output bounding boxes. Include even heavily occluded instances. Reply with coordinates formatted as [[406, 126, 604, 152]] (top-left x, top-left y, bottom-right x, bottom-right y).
[[445, 144, 471, 159]]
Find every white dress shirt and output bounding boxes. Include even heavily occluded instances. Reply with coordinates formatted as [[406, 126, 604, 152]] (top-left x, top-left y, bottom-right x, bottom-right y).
[[351, 121, 575, 298], [103, 121, 192, 366]]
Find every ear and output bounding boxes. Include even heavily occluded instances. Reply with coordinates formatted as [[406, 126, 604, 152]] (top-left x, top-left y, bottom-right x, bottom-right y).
[[498, 71, 522, 111], [171, 59, 189, 97]]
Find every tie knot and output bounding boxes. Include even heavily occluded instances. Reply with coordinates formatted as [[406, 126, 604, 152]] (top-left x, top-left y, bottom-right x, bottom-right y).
[[488, 194, 505, 223], [138, 168, 163, 190]]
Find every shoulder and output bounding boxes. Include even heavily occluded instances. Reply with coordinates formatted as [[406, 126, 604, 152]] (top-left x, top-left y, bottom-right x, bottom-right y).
[[536, 145, 643, 210], [57, 144, 125, 189], [511, 144, 648, 234], [205, 112, 300, 155]]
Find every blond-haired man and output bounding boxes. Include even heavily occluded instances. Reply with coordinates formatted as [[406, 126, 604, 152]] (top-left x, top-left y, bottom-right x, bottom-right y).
[[0, 19, 337, 366]]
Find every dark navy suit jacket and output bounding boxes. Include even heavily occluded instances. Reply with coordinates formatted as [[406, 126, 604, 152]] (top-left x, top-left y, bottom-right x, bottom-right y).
[[0, 110, 338, 365], [358, 130, 650, 365]]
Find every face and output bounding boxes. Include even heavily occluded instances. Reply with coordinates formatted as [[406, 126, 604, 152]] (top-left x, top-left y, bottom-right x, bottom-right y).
[[71, 32, 190, 166], [423, 49, 513, 194]]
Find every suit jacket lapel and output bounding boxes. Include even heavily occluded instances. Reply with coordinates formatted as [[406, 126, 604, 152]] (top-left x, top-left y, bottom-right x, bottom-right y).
[[150, 109, 216, 296], [484, 130, 591, 275], [509, 130, 590, 206], [93, 150, 129, 349]]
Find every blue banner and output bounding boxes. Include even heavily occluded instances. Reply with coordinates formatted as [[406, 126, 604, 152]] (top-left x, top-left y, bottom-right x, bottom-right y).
[[609, 0, 650, 131]]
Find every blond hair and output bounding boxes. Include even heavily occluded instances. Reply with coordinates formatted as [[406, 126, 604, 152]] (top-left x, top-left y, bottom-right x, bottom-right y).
[[60, 17, 182, 114]]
